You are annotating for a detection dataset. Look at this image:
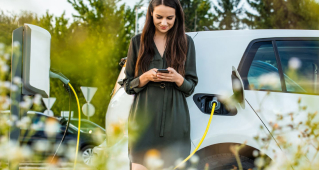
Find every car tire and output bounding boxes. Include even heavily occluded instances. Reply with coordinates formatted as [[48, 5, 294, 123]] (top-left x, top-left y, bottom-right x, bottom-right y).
[[81, 145, 95, 166], [197, 153, 255, 170]]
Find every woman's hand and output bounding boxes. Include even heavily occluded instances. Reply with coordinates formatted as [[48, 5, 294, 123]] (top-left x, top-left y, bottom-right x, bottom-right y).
[[156, 67, 184, 86], [143, 68, 161, 82]]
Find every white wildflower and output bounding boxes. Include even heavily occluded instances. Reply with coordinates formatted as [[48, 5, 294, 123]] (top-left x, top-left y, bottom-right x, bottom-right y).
[[4, 53, 10, 60], [145, 157, 164, 169], [7, 140, 22, 160], [0, 136, 8, 143], [174, 158, 186, 169], [190, 154, 199, 164], [44, 118, 60, 137], [1, 97, 10, 109], [33, 94, 42, 105], [144, 149, 163, 169], [23, 95, 32, 103], [13, 76, 21, 85], [21, 145, 33, 158], [65, 144, 76, 160], [254, 157, 265, 168], [3, 81, 11, 89], [19, 101, 31, 109], [33, 140, 50, 152], [253, 150, 259, 157], [16, 116, 31, 129], [187, 168, 197, 170], [1, 64, 9, 73], [53, 143, 65, 155], [258, 73, 280, 88], [13, 41, 20, 48], [6, 119, 13, 126], [11, 115, 18, 122], [10, 84, 18, 92], [232, 79, 242, 91], [289, 57, 301, 70], [20, 96, 33, 109], [31, 121, 44, 131]]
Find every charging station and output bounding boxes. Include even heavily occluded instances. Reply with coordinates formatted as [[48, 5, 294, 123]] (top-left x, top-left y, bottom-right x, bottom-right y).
[[10, 24, 51, 167], [10, 24, 82, 169]]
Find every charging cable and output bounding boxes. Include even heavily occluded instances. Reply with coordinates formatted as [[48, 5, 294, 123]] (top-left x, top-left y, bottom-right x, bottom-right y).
[[174, 97, 218, 169], [49, 70, 81, 169], [50, 84, 71, 163], [68, 83, 81, 170]]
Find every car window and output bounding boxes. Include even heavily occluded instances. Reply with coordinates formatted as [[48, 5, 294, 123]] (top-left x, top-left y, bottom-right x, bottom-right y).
[[276, 41, 319, 94], [61, 124, 76, 134], [24, 114, 61, 133], [20, 114, 46, 131], [245, 41, 282, 91], [70, 120, 104, 133]]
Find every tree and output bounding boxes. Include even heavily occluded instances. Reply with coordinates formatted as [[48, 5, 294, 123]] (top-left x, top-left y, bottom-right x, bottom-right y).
[[0, 11, 18, 46], [0, 11, 40, 46], [213, 0, 243, 30], [286, 0, 319, 29], [0, 0, 143, 126], [180, 0, 216, 31], [243, 0, 319, 29], [47, 0, 144, 125]]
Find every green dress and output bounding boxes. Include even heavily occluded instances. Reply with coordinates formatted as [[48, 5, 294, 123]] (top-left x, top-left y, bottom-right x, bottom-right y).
[[123, 34, 198, 168]]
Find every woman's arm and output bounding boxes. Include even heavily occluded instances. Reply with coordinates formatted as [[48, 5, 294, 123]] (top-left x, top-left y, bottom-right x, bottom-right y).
[[173, 36, 198, 97], [137, 73, 150, 88], [123, 36, 159, 94], [123, 35, 147, 94]]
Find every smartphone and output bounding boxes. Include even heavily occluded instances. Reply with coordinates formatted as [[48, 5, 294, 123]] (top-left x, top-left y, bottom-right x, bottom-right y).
[[157, 69, 169, 73]]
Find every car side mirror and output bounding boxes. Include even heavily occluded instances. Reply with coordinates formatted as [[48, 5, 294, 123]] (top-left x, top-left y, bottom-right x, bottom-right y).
[[231, 66, 245, 109]]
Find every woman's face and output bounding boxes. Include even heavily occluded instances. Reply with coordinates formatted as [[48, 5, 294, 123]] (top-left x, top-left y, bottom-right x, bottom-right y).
[[152, 5, 176, 34]]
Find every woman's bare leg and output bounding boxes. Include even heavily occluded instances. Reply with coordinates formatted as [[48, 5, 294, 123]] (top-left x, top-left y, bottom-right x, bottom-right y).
[[132, 163, 148, 170]]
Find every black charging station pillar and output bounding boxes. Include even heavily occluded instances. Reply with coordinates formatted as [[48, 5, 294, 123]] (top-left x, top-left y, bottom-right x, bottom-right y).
[[10, 26, 24, 170]]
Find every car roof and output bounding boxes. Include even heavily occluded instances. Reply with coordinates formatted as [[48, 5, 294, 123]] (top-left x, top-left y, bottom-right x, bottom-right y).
[[193, 29, 319, 38], [1, 110, 59, 119], [69, 118, 105, 130], [190, 29, 319, 97]]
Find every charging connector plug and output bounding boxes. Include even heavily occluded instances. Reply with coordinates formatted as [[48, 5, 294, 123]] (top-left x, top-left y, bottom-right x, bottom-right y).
[[209, 97, 221, 110], [49, 70, 70, 85]]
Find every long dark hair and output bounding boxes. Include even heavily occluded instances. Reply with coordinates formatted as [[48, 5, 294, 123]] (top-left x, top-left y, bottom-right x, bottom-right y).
[[134, 0, 188, 77]]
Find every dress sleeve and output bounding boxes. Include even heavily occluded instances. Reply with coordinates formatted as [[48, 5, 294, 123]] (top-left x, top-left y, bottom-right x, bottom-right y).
[[174, 35, 198, 97], [123, 36, 146, 95]]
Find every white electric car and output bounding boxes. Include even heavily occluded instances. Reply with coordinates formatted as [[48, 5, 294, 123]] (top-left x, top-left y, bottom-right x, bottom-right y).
[[104, 30, 319, 169]]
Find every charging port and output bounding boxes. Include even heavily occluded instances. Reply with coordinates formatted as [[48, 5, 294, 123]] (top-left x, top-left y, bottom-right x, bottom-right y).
[[193, 94, 237, 116], [209, 97, 221, 110]]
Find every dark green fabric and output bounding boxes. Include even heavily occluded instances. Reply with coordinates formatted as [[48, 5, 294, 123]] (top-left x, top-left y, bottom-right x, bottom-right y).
[[123, 34, 198, 168]]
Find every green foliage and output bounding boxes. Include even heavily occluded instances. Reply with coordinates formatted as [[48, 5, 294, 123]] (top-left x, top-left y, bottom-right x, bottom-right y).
[[243, 0, 319, 29], [213, 0, 243, 30], [0, 0, 144, 127], [1, 0, 318, 130], [180, 0, 216, 31]]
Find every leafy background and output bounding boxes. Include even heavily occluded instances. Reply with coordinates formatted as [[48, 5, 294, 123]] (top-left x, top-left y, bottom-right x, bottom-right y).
[[0, 0, 318, 127]]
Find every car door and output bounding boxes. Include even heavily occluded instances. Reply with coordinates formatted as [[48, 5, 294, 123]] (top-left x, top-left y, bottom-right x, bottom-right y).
[[20, 114, 53, 156], [239, 38, 319, 161]]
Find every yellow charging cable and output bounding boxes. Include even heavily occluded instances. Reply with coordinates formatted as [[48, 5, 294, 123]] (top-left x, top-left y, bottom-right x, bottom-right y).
[[68, 83, 81, 170], [174, 102, 216, 169]]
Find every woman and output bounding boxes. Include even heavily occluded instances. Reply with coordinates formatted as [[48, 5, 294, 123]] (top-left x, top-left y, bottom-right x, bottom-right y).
[[123, 0, 198, 169]]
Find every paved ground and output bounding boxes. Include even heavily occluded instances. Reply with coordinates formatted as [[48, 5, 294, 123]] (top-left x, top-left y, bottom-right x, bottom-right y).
[[16, 162, 92, 170]]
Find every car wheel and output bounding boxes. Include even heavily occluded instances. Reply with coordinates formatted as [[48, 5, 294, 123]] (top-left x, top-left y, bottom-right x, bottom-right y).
[[81, 145, 95, 166], [197, 153, 255, 170]]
